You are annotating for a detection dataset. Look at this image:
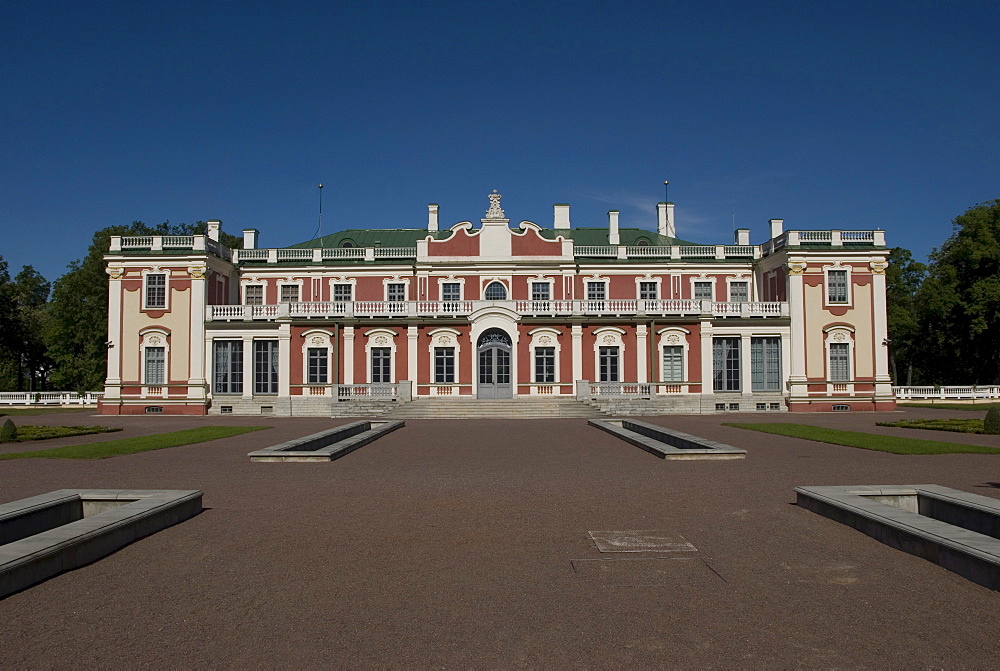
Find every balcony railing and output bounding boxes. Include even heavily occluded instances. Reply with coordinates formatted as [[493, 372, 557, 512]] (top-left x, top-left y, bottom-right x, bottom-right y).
[[207, 299, 788, 321]]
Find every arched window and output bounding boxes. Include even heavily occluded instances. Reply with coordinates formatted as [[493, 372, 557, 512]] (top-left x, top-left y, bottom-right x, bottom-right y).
[[484, 281, 507, 301], [341, 240, 355, 248], [635, 238, 651, 247]]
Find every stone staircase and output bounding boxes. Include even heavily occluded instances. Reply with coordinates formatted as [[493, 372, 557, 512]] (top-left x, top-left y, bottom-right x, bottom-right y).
[[385, 397, 609, 419], [207, 397, 399, 417]]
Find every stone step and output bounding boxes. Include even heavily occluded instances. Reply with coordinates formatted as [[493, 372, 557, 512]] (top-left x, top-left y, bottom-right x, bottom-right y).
[[384, 398, 608, 419]]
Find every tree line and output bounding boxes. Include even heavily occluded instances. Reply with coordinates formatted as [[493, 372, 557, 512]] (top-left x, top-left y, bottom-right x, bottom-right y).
[[1, 202, 997, 392], [0, 222, 241, 393]]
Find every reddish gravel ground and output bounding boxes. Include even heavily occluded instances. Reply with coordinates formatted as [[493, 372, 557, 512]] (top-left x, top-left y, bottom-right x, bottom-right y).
[[1, 406, 999, 668]]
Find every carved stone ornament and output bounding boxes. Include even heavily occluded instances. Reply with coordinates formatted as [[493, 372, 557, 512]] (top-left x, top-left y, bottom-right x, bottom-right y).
[[310, 336, 325, 345], [787, 261, 807, 275], [438, 335, 452, 346], [106, 266, 124, 280], [188, 265, 207, 279], [147, 335, 162, 345], [602, 334, 617, 344], [832, 332, 847, 342], [870, 261, 888, 275], [537, 335, 552, 345], [374, 335, 388, 345], [666, 334, 681, 344], [485, 189, 505, 219]]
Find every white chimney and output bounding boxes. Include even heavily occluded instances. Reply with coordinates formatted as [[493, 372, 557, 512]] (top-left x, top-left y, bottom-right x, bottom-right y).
[[657, 203, 668, 236], [769, 218, 784, 239], [665, 203, 676, 238], [554, 203, 570, 229], [243, 228, 258, 249], [608, 210, 620, 245], [428, 204, 439, 232], [735, 228, 750, 245], [206, 220, 221, 241]]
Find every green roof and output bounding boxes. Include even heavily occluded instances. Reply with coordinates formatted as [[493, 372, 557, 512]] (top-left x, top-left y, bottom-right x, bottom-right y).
[[538, 227, 696, 246], [288, 227, 696, 249]]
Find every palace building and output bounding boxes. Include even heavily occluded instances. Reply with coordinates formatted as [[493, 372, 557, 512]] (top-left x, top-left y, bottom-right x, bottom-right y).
[[98, 190, 895, 416]]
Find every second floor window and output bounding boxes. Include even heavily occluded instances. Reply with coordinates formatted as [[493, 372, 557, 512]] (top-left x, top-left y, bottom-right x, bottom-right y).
[[828, 270, 848, 303], [245, 285, 263, 305], [639, 282, 658, 300], [729, 281, 748, 302], [387, 283, 406, 302], [693, 281, 713, 300], [145, 273, 166, 308], [531, 282, 550, 301], [333, 284, 352, 302], [484, 282, 507, 300], [279, 285, 299, 303], [442, 282, 461, 302], [586, 282, 606, 301]]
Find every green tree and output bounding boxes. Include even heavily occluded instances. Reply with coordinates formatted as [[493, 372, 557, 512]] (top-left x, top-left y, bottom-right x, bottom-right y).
[[0, 258, 17, 389], [10, 266, 52, 391], [885, 247, 926, 385], [915, 199, 1000, 384]]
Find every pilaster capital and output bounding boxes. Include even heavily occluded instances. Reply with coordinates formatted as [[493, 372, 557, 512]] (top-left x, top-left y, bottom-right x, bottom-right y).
[[869, 261, 888, 275], [787, 261, 807, 275], [187, 265, 208, 279], [106, 266, 125, 280]]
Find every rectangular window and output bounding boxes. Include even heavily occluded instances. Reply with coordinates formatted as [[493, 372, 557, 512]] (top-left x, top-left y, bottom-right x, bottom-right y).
[[253, 340, 279, 394], [586, 282, 606, 300], [145, 273, 166, 309], [213, 340, 243, 394], [830, 342, 850, 381], [386, 283, 406, 302], [694, 281, 713, 300], [531, 282, 550, 301], [333, 283, 352, 302], [599, 346, 619, 382], [371, 347, 391, 383], [442, 282, 461, 302], [751, 337, 781, 392], [307, 347, 328, 384], [279, 285, 299, 303], [828, 270, 848, 303], [245, 285, 263, 305], [535, 347, 555, 383], [434, 347, 455, 383], [729, 281, 749, 302], [662, 345, 683, 382], [144, 347, 165, 385], [639, 282, 658, 300], [713, 337, 741, 391]]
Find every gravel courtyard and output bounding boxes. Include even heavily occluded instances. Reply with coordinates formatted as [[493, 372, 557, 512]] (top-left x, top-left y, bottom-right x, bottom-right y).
[[1, 407, 999, 668]]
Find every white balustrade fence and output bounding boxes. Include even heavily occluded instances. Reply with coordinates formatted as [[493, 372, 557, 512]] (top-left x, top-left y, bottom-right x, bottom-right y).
[[0, 392, 105, 406], [893, 386, 1000, 400]]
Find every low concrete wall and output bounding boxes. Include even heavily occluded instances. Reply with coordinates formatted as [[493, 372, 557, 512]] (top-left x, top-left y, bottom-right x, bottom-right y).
[[1, 490, 203, 599], [589, 418, 746, 460], [248, 420, 404, 462]]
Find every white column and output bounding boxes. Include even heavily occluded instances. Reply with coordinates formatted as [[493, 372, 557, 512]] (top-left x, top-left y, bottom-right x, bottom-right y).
[[740, 334, 753, 398], [571, 325, 583, 382], [700, 319, 713, 397], [242, 336, 253, 399], [278, 323, 291, 397], [787, 262, 807, 385], [407, 324, 418, 386], [636, 324, 648, 383], [871, 261, 893, 398], [343, 326, 355, 385], [104, 268, 123, 399], [188, 267, 207, 400]]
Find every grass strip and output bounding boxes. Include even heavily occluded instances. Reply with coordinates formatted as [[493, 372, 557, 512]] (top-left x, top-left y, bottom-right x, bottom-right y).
[[898, 402, 1000, 411], [723, 422, 1000, 455], [0, 425, 269, 460], [0, 407, 88, 416], [876, 418, 987, 434]]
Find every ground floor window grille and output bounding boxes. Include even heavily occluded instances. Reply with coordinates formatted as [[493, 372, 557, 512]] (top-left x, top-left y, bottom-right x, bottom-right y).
[[145, 346, 165, 385], [434, 347, 455, 383], [751, 337, 781, 392], [599, 346, 620, 382], [662, 345, 683, 382], [254, 340, 279, 394], [307, 347, 328, 384], [535, 347, 555, 383], [713, 337, 741, 391], [213, 340, 243, 394], [371, 347, 391, 383]]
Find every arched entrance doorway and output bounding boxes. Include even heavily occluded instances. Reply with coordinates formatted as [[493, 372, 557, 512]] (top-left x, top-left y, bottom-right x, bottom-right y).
[[477, 328, 512, 398]]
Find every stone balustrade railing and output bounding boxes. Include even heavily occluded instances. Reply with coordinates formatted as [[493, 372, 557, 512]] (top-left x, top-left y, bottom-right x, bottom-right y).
[[207, 299, 789, 321], [892, 386, 1000, 400], [0, 392, 105, 406]]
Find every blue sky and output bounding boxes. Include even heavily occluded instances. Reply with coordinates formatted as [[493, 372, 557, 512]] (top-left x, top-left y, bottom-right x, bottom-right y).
[[2, 0, 998, 282]]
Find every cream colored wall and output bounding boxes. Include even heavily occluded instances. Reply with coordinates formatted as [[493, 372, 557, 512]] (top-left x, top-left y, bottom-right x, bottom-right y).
[[802, 275, 875, 379], [119, 269, 193, 383]]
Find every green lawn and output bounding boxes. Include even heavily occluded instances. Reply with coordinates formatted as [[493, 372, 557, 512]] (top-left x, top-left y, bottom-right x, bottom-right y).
[[898, 402, 1000, 411], [3, 425, 123, 442], [0, 407, 88, 416], [724, 422, 1000, 455], [0, 425, 269, 460], [876, 418, 988, 434]]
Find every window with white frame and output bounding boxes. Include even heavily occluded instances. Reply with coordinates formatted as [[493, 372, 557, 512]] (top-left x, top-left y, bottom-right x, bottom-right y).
[[307, 348, 328, 384], [693, 281, 713, 300], [434, 347, 455, 383], [599, 346, 620, 382], [713, 337, 741, 391], [253, 340, 279, 394], [442, 282, 461, 305], [531, 282, 550, 301], [729, 281, 749, 303], [144, 347, 165, 385], [586, 281, 606, 301], [830, 342, 851, 381], [639, 281, 658, 300], [213, 340, 243, 394], [751, 337, 781, 391], [534, 347, 555, 383], [827, 269, 848, 304], [333, 283, 352, 302], [662, 346, 683, 382], [144, 273, 166, 309], [386, 283, 406, 302], [279, 284, 299, 303], [245, 285, 264, 305], [371, 347, 391, 383], [484, 281, 507, 300]]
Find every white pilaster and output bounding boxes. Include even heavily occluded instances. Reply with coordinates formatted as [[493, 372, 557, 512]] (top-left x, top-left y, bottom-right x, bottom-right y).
[[187, 266, 207, 400], [278, 323, 291, 397], [740, 335, 753, 397], [242, 336, 253, 399], [572, 325, 583, 382], [700, 319, 714, 396], [871, 261, 893, 396], [636, 324, 648, 383], [103, 267, 124, 398], [787, 261, 807, 402], [343, 326, 355, 385], [407, 324, 418, 383]]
